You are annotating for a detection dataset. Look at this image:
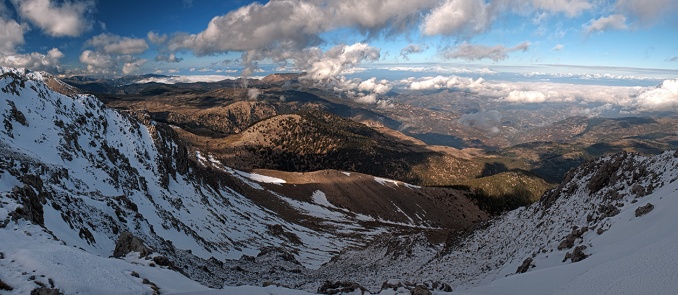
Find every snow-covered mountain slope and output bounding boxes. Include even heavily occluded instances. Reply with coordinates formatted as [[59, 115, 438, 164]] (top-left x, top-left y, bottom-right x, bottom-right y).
[[310, 151, 678, 294]]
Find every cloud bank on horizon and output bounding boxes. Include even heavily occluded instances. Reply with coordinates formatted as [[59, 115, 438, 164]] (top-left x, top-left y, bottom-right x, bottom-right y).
[[0, 0, 676, 111]]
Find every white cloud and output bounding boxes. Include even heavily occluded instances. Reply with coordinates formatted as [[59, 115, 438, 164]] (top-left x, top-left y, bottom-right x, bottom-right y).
[[79, 50, 114, 74], [523, 0, 592, 17], [632, 79, 678, 112], [553, 44, 564, 51], [329, 0, 439, 37], [10, 0, 94, 37], [358, 77, 392, 95], [147, 31, 168, 44], [168, 0, 438, 55], [168, 1, 327, 55], [354, 93, 378, 104], [122, 59, 147, 75], [421, 0, 492, 36], [304, 43, 380, 81], [504, 90, 547, 103], [442, 41, 530, 61], [247, 88, 262, 100], [584, 14, 628, 33], [79, 33, 150, 75], [0, 18, 25, 55], [402, 75, 678, 113], [86, 34, 149, 55], [0, 48, 63, 72], [0, 13, 65, 72], [405, 75, 485, 90], [615, 0, 676, 24], [399, 44, 428, 60]]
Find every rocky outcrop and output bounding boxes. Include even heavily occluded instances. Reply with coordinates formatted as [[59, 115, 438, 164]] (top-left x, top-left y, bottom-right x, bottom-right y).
[[10, 175, 48, 226], [379, 280, 451, 294], [30, 287, 61, 295], [564, 245, 589, 263], [635, 203, 654, 217], [0, 278, 13, 291], [317, 281, 368, 295], [516, 257, 534, 274], [113, 231, 152, 258], [557, 226, 588, 250]]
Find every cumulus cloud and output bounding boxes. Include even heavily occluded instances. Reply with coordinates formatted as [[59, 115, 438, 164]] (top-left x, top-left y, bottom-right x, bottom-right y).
[[10, 0, 94, 37], [405, 75, 486, 91], [168, 1, 324, 54], [303, 43, 381, 81], [168, 0, 438, 55], [442, 41, 530, 61], [0, 12, 65, 72], [318, 76, 394, 105], [632, 79, 678, 112], [358, 77, 392, 95], [163, 0, 438, 83], [352, 94, 376, 104], [669, 57, 678, 62], [0, 48, 64, 72], [329, 0, 440, 37], [122, 59, 147, 75], [79, 49, 146, 75], [422, 0, 492, 36], [79, 33, 150, 75], [400, 44, 428, 60], [79, 50, 114, 74], [0, 18, 25, 55], [504, 90, 547, 103], [403, 75, 678, 114], [584, 14, 628, 33], [553, 44, 564, 51], [86, 34, 149, 55]]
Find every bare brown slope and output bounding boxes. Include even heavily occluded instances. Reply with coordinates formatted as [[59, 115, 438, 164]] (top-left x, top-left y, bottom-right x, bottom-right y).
[[235, 168, 488, 243]]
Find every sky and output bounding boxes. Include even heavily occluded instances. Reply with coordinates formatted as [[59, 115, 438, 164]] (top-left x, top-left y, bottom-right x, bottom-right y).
[[0, 0, 677, 77]]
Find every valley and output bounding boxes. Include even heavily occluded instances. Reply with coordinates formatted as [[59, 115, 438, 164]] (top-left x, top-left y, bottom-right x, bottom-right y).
[[0, 0, 677, 294], [1, 68, 677, 294]]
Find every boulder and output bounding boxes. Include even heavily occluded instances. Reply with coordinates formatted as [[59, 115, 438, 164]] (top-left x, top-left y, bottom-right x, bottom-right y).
[[113, 231, 152, 258], [635, 203, 654, 217]]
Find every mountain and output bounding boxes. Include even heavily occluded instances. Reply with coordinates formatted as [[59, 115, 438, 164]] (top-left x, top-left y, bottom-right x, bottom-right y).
[[300, 151, 678, 294], [74, 74, 551, 203], [3, 68, 677, 294], [0, 68, 487, 294]]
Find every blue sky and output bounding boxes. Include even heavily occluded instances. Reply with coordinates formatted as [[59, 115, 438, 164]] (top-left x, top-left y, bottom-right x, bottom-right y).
[[0, 0, 677, 78]]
